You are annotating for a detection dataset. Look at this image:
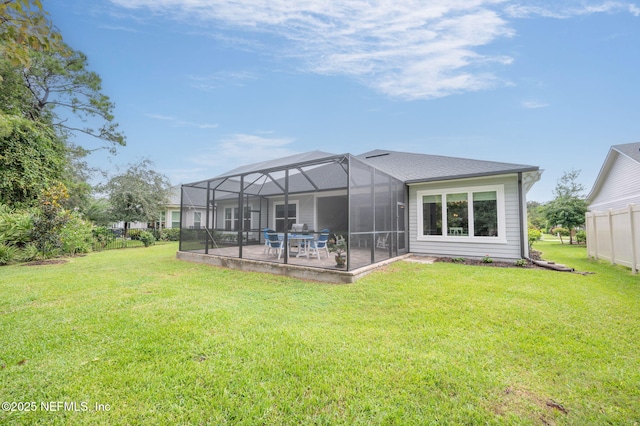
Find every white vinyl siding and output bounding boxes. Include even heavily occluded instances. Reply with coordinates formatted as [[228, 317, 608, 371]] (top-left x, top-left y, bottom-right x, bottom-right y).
[[409, 175, 523, 260], [589, 153, 640, 211]]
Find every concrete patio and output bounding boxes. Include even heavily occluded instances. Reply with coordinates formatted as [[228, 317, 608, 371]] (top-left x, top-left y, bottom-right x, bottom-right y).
[[177, 243, 412, 283]]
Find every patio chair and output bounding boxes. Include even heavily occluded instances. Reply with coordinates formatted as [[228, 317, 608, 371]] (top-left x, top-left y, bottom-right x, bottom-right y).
[[263, 228, 271, 253], [266, 230, 284, 260], [309, 229, 330, 260], [376, 233, 389, 249]]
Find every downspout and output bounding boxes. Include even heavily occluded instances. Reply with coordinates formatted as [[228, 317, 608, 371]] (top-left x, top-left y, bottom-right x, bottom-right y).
[[517, 172, 527, 259]]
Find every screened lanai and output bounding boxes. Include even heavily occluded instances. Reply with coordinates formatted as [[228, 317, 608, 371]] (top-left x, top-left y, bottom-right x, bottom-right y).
[[179, 151, 407, 271]]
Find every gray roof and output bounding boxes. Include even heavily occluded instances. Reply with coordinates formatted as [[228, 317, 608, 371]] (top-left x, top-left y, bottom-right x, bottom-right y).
[[214, 150, 339, 179], [612, 142, 640, 163], [184, 148, 540, 194], [356, 149, 539, 183]]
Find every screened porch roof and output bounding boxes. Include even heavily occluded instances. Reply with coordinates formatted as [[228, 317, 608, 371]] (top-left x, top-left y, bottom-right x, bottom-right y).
[[183, 150, 352, 197]]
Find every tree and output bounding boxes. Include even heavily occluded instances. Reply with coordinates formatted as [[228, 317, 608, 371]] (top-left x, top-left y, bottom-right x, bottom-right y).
[[527, 200, 546, 230], [101, 160, 171, 238], [18, 45, 126, 152], [0, 112, 66, 206], [0, 0, 65, 69], [544, 169, 588, 244]]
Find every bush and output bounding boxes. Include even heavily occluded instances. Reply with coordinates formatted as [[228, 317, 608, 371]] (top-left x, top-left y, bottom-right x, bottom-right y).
[[19, 243, 40, 262], [92, 226, 114, 249], [59, 211, 93, 255], [162, 228, 180, 241], [0, 244, 18, 265], [551, 227, 570, 237], [528, 227, 541, 250], [0, 207, 34, 246], [576, 230, 587, 244], [139, 231, 156, 247], [128, 229, 143, 240]]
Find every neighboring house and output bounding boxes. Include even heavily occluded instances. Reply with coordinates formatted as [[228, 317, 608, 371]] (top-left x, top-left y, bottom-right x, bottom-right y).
[[111, 185, 200, 231], [179, 150, 541, 270], [586, 142, 640, 211]]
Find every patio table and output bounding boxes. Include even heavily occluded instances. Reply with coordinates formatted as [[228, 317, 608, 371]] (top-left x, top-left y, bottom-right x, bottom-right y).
[[278, 233, 315, 258]]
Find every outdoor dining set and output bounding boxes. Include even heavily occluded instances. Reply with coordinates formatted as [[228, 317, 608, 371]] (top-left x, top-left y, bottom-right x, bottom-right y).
[[263, 225, 330, 260]]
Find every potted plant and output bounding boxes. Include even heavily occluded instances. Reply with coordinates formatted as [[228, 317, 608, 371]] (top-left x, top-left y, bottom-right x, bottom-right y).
[[328, 236, 347, 268]]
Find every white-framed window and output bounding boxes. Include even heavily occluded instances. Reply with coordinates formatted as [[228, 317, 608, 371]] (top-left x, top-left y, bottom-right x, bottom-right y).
[[416, 185, 506, 243], [193, 212, 201, 229], [224, 205, 252, 231], [171, 211, 180, 228], [273, 201, 298, 232]]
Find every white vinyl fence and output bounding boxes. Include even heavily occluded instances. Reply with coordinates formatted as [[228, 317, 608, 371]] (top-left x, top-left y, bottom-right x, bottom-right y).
[[586, 205, 640, 273]]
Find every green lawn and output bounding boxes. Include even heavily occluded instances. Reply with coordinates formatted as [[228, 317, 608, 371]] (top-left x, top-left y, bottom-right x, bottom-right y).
[[1, 241, 638, 425]]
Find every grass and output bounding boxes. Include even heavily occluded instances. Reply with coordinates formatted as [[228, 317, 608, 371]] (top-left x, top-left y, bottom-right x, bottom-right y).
[[0, 241, 639, 424]]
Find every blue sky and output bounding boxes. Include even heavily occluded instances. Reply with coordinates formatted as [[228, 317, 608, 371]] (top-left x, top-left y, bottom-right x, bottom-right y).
[[46, 0, 640, 202]]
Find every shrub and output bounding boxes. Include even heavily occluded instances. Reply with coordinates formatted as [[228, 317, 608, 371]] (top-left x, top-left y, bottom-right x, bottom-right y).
[[482, 255, 493, 264], [0, 244, 18, 265], [59, 211, 93, 255], [19, 243, 40, 262], [139, 231, 156, 247], [528, 227, 541, 250], [551, 227, 570, 237], [128, 229, 143, 240], [163, 228, 180, 241], [0, 207, 34, 246], [575, 230, 587, 244], [92, 226, 115, 249], [514, 259, 528, 267]]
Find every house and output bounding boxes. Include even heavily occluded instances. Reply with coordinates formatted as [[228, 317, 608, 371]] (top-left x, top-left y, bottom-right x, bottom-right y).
[[585, 142, 640, 273], [111, 185, 199, 232], [177, 149, 541, 276], [586, 142, 640, 211]]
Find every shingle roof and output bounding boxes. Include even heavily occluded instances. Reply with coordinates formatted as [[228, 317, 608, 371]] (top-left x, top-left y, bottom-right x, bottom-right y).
[[612, 142, 640, 163], [356, 149, 539, 183]]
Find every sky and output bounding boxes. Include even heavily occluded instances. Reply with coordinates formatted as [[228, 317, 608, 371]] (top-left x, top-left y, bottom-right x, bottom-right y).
[[44, 0, 640, 202]]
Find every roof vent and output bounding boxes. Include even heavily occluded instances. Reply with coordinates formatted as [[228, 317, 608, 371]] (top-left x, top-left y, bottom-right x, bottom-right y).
[[365, 152, 390, 159]]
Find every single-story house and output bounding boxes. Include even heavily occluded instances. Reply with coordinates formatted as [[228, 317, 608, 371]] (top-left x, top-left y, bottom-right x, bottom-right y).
[[177, 149, 541, 273], [111, 185, 189, 231], [586, 142, 640, 211]]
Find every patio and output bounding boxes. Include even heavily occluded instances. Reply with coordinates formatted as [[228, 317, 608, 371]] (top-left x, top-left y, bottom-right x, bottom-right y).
[[178, 151, 407, 279]]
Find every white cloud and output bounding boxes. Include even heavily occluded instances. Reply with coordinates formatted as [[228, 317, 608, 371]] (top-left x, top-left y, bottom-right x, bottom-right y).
[[521, 100, 549, 109], [506, 1, 640, 18], [109, 0, 639, 100], [188, 71, 258, 91], [145, 113, 218, 129], [190, 133, 299, 171]]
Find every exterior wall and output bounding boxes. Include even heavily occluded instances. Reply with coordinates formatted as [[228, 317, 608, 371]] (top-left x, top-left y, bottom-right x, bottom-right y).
[[408, 174, 524, 261], [267, 194, 316, 230], [589, 153, 640, 211]]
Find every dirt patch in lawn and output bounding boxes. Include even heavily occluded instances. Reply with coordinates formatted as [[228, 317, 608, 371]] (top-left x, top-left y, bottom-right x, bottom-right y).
[[435, 250, 547, 269]]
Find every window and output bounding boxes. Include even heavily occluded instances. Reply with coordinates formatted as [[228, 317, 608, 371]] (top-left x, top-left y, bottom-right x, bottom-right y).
[[417, 185, 505, 242], [422, 195, 442, 236], [193, 212, 201, 229], [171, 211, 180, 228], [274, 202, 297, 232], [224, 207, 236, 231], [224, 206, 252, 231], [446, 193, 468, 236], [473, 191, 498, 237]]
